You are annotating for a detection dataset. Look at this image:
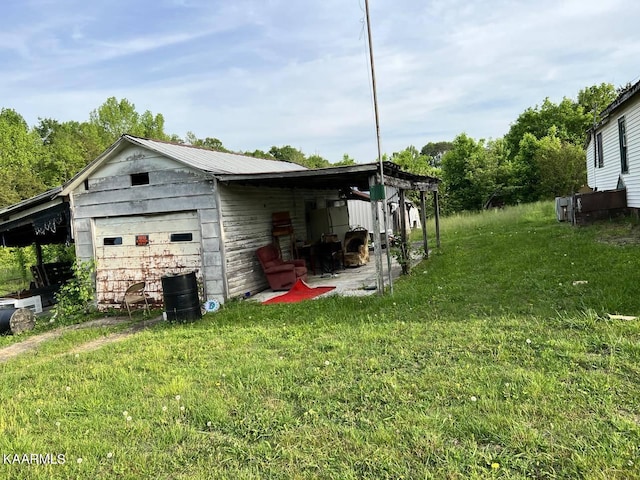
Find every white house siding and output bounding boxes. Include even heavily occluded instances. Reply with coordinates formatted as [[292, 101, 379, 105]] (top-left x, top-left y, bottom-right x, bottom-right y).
[[624, 98, 640, 207], [589, 95, 640, 208], [217, 184, 337, 299], [70, 145, 224, 306]]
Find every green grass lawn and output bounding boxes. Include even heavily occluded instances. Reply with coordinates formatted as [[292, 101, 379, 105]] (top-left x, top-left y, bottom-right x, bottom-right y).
[[1, 201, 639, 479]]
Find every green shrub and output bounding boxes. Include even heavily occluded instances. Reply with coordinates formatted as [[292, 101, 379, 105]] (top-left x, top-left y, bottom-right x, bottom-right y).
[[51, 260, 96, 324]]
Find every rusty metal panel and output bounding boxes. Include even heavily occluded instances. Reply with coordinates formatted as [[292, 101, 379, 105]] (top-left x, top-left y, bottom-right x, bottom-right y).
[[576, 189, 627, 213]]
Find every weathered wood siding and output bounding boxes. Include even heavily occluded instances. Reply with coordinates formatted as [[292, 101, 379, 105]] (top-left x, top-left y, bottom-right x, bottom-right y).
[[70, 145, 224, 305], [588, 94, 640, 208], [217, 183, 338, 299]]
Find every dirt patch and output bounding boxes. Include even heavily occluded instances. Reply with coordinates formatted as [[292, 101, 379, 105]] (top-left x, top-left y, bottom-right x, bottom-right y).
[[69, 316, 163, 354], [597, 236, 640, 246], [0, 315, 162, 363]]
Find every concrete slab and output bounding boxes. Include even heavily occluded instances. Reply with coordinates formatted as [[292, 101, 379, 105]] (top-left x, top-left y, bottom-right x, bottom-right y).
[[249, 251, 408, 303]]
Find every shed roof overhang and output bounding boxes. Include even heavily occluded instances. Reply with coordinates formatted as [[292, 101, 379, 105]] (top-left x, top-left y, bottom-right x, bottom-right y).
[[214, 161, 439, 192], [0, 187, 71, 247]]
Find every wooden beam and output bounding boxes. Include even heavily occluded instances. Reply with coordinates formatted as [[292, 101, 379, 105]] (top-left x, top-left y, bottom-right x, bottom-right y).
[[434, 190, 441, 248], [399, 189, 410, 273], [420, 191, 428, 258], [369, 175, 384, 294]]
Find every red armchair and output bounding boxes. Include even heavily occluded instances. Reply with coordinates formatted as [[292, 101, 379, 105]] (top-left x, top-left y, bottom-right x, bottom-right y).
[[256, 244, 308, 291]]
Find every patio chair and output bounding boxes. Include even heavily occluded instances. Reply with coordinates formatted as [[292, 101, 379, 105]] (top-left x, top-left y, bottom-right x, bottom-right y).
[[256, 244, 308, 291], [122, 281, 150, 318], [343, 229, 369, 267]]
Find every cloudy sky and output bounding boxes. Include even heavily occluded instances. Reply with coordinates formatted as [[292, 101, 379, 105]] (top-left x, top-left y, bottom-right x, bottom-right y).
[[2, 0, 639, 163]]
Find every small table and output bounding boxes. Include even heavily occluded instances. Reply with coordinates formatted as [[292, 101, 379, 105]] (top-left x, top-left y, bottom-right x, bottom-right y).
[[316, 241, 344, 274], [296, 244, 316, 274]]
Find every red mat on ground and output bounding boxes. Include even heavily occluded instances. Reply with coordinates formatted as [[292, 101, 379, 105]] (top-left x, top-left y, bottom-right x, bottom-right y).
[[262, 279, 335, 304]]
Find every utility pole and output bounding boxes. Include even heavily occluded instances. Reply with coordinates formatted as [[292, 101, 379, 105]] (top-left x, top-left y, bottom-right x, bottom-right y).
[[364, 0, 393, 294]]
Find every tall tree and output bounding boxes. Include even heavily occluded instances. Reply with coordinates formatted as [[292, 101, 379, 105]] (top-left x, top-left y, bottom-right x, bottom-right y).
[[333, 154, 357, 166], [420, 141, 454, 167], [0, 109, 45, 206], [504, 97, 590, 159], [391, 146, 439, 176], [577, 83, 617, 122], [522, 128, 586, 199], [185, 132, 228, 151], [512, 132, 540, 203], [36, 119, 104, 185], [269, 145, 307, 167], [244, 149, 275, 160], [305, 154, 331, 169], [438, 135, 512, 212], [88, 97, 169, 147]]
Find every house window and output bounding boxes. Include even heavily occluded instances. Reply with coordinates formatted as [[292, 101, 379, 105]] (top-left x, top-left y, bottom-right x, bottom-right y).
[[170, 233, 193, 242], [619, 117, 628, 173], [131, 172, 150, 186], [596, 132, 604, 168], [103, 237, 122, 246]]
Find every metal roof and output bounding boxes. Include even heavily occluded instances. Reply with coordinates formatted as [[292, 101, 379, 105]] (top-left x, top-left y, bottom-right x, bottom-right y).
[[0, 186, 62, 219], [125, 135, 308, 174], [215, 161, 439, 192]]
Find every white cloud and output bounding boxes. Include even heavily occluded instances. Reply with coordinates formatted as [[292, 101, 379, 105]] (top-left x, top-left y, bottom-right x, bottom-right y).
[[1, 0, 640, 163]]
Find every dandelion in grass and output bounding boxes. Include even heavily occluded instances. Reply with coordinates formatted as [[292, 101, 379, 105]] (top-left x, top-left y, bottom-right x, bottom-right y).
[[324, 360, 330, 366], [470, 396, 477, 402], [65, 386, 71, 392], [491, 462, 500, 470], [180, 406, 185, 412], [126, 416, 132, 422], [215, 382, 221, 387], [122, 411, 128, 416], [77, 458, 83, 464], [526, 338, 532, 344], [207, 421, 212, 427], [106, 452, 113, 459], [175, 395, 181, 401], [162, 406, 168, 412]]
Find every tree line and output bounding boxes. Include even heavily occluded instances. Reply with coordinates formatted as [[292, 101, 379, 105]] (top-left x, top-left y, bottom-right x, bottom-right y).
[[391, 82, 621, 213], [0, 82, 623, 214]]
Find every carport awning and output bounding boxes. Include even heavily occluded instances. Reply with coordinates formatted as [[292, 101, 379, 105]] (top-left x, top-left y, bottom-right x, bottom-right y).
[[0, 187, 72, 247], [214, 161, 439, 192]]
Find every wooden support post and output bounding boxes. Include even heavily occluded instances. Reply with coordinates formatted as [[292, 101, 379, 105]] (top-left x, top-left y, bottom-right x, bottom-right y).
[[434, 190, 441, 248], [399, 189, 409, 273], [420, 191, 428, 258], [369, 176, 384, 294], [35, 241, 43, 267]]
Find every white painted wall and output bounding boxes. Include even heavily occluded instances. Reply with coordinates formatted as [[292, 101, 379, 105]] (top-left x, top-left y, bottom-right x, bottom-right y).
[[588, 94, 640, 207]]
